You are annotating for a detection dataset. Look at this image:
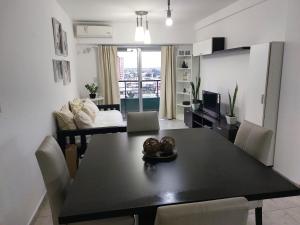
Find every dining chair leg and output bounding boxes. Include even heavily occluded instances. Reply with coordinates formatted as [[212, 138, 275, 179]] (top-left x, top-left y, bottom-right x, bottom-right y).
[[255, 207, 263, 225], [138, 209, 156, 225]]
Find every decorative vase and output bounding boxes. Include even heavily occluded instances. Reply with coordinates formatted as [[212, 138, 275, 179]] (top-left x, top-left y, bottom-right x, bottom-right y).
[[191, 103, 200, 111], [226, 115, 237, 125], [89, 93, 96, 99]]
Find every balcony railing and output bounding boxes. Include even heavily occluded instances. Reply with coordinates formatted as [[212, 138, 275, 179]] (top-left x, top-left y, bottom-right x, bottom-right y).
[[119, 80, 160, 115]]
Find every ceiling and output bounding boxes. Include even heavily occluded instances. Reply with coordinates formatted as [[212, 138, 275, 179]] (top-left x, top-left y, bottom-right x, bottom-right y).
[[58, 0, 238, 24]]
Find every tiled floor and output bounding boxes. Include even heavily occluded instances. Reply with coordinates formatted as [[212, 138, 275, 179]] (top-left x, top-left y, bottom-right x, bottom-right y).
[[34, 120, 300, 225]]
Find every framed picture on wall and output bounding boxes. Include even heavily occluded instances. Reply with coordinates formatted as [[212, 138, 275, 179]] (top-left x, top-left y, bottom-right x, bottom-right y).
[[61, 30, 68, 56], [52, 18, 62, 55], [52, 60, 62, 82], [62, 60, 71, 85]]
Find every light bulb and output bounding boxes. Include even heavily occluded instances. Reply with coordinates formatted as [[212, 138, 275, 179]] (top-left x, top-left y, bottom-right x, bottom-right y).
[[135, 26, 144, 42], [144, 29, 151, 44], [165, 17, 173, 26], [135, 16, 145, 42]]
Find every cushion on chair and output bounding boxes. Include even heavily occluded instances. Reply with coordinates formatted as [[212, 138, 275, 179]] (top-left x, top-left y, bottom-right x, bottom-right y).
[[127, 111, 160, 133], [154, 197, 249, 225], [234, 120, 273, 166]]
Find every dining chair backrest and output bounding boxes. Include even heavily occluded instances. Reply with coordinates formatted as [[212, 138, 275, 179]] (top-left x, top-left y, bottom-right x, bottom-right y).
[[154, 197, 249, 225], [35, 136, 70, 225], [234, 120, 273, 166], [127, 111, 160, 133]]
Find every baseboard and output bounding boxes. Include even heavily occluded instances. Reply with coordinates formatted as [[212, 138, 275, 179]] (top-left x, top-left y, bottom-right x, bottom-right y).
[[27, 191, 47, 225]]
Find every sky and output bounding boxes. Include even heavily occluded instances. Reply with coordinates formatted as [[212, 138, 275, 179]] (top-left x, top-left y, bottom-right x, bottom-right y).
[[118, 50, 161, 69]]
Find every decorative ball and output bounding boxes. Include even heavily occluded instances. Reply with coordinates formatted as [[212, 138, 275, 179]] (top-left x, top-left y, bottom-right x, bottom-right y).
[[143, 138, 160, 156], [160, 136, 176, 155]]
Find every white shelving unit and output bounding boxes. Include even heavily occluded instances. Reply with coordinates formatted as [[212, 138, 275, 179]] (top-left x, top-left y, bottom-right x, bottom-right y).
[[175, 46, 197, 120]]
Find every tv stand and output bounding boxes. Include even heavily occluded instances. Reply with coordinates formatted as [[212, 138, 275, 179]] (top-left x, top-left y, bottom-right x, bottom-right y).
[[184, 108, 240, 143]]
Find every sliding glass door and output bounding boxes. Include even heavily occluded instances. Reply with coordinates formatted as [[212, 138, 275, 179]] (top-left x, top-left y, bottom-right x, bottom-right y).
[[117, 47, 161, 116]]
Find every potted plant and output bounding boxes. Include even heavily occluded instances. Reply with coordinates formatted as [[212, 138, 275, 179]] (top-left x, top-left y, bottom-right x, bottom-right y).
[[190, 76, 201, 111], [226, 84, 238, 125], [85, 83, 98, 99]]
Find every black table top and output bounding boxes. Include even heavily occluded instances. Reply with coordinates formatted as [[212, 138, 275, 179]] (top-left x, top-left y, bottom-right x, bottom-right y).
[[59, 128, 300, 224]]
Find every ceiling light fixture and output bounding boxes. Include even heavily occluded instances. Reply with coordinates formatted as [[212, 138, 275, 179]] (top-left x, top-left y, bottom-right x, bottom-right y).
[[134, 11, 151, 44], [144, 16, 151, 44], [165, 0, 173, 26], [135, 15, 144, 42]]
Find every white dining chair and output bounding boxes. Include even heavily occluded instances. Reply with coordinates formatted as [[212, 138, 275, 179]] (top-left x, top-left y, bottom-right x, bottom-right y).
[[35, 136, 134, 225], [234, 120, 273, 224], [127, 111, 160, 133], [234, 120, 273, 166], [154, 197, 249, 225]]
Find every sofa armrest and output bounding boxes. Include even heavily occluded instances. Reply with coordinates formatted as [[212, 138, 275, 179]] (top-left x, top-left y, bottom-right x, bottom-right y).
[[97, 104, 120, 111]]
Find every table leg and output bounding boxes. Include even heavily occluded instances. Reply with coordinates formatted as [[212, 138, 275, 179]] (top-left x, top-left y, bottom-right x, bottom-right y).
[[255, 207, 263, 225]]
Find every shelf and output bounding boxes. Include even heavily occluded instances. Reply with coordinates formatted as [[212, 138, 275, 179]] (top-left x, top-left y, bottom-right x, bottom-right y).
[[177, 104, 191, 108], [176, 68, 191, 70], [177, 92, 190, 95], [204, 46, 251, 56], [177, 79, 190, 82]]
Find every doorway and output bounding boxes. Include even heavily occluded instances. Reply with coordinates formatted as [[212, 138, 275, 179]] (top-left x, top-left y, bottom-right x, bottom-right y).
[[117, 47, 161, 116]]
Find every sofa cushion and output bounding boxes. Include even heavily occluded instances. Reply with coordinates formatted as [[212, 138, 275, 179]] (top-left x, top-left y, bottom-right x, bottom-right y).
[[54, 105, 76, 130], [69, 98, 83, 114], [83, 99, 99, 114], [82, 103, 96, 122], [94, 110, 125, 128], [74, 111, 94, 129]]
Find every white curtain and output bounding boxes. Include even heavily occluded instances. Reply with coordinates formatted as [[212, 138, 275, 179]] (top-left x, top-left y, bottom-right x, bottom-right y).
[[98, 45, 120, 104], [159, 46, 176, 119]]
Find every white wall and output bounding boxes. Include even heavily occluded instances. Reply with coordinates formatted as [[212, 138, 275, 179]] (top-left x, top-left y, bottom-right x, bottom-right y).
[[194, 0, 287, 121], [0, 0, 78, 224], [76, 46, 99, 98], [194, 0, 300, 184], [76, 21, 195, 45], [199, 51, 250, 120], [195, 0, 287, 48], [274, 0, 300, 184]]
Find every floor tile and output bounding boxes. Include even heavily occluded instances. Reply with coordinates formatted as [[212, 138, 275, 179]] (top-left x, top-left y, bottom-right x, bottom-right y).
[[263, 197, 300, 212], [262, 209, 300, 225], [286, 207, 300, 224], [33, 216, 52, 225]]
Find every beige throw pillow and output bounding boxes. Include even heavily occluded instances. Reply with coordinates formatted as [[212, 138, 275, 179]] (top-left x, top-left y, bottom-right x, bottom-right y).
[[83, 99, 99, 113], [69, 98, 83, 114], [74, 111, 94, 129], [54, 105, 76, 130], [82, 103, 96, 121]]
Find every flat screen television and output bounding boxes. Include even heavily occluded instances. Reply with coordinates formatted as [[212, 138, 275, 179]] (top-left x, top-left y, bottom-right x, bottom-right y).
[[202, 90, 221, 119]]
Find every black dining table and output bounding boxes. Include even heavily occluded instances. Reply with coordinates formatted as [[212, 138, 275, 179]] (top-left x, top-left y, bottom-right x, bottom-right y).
[[59, 128, 300, 225]]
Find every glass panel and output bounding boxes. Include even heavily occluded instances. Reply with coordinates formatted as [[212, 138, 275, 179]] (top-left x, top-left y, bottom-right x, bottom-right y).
[[141, 51, 161, 111], [118, 49, 139, 115]]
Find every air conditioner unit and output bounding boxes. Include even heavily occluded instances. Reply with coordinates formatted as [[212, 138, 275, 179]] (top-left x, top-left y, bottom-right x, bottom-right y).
[[76, 25, 113, 38]]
